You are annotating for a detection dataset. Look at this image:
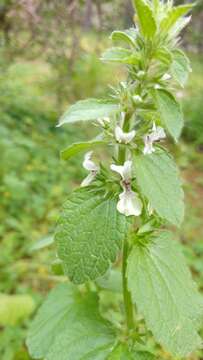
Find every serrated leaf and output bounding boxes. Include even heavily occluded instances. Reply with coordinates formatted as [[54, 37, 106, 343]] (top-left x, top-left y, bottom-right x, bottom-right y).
[[132, 0, 157, 39], [27, 283, 116, 360], [101, 47, 139, 65], [111, 29, 137, 47], [127, 232, 203, 357], [171, 49, 191, 87], [160, 4, 193, 32], [154, 89, 183, 141], [61, 140, 106, 161], [134, 148, 184, 226], [57, 99, 118, 126], [55, 188, 129, 284]]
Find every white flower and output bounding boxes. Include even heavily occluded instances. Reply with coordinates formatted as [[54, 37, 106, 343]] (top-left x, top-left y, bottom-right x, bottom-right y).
[[110, 160, 142, 217], [151, 122, 166, 141], [143, 134, 156, 155], [115, 126, 136, 144], [143, 122, 166, 155], [117, 188, 143, 216], [81, 151, 99, 187], [110, 160, 132, 182]]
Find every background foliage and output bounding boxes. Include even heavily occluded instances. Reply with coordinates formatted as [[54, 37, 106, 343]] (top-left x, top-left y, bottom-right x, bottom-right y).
[[0, 0, 203, 359]]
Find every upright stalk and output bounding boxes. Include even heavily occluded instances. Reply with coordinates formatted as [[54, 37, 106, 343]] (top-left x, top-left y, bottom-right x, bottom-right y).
[[122, 238, 134, 331], [118, 112, 135, 332]]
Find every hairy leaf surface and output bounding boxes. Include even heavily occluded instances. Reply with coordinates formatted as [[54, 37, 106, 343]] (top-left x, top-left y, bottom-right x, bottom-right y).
[[61, 140, 106, 161], [154, 89, 183, 141], [58, 99, 118, 126], [171, 49, 191, 87], [160, 4, 193, 32], [134, 148, 184, 226], [132, 0, 157, 38], [55, 188, 129, 284], [27, 283, 116, 360], [127, 232, 203, 357], [101, 47, 139, 65], [111, 29, 137, 47]]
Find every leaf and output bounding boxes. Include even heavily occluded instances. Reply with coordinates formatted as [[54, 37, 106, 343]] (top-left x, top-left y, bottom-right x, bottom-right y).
[[55, 188, 129, 284], [154, 89, 183, 141], [30, 235, 54, 252], [27, 283, 116, 360], [61, 140, 106, 161], [127, 232, 203, 357], [134, 148, 184, 227], [171, 49, 191, 87], [0, 294, 35, 326], [57, 99, 118, 126], [160, 4, 193, 32], [155, 47, 172, 68], [111, 29, 137, 47], [170, 15, 191, 37], [132, 0, 157, 39], [101, 47, 139, 65]]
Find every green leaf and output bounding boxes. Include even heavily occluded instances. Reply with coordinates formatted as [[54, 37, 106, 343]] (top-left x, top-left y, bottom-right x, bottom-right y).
[[154, 89, 183, 141], [171, 49, 191, 87], [134, 148, 184, 226], [132, 0, 157, 39], [127, 232, 203, 357], [30, 235, 54, 252], [27, 283, 116, 360], [101, 47, 139, 65], [57, 99, 118, 126], [111, 29, 137, 47], [61, 140, 106, 161], [55, 188, 129, 284], [170, 16, 191, 37], [160, 4, 193, 32], [155, 47, 172, 68]]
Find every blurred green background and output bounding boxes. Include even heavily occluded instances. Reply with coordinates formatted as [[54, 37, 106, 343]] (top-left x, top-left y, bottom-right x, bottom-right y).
[[0, 1, 203, 359]]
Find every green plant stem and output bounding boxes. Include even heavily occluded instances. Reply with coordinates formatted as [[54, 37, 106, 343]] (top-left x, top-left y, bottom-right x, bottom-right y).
[[117, 111, 134, 332], [122, 238, 135, 332]]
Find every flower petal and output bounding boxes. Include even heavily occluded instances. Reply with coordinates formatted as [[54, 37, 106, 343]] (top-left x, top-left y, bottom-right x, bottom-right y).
[[143, 135, 155, 155], [117, 189, 143, 216], [110, 160, 132, 181], [83, 151, 99, 171], [115, 126, 136, 144]]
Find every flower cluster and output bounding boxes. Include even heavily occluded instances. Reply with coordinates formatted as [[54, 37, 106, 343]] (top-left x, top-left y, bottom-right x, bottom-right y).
[[81, 116, 166, 217]]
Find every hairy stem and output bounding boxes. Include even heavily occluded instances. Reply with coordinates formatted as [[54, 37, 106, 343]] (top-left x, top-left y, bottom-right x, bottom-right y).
[[122, 238, 135, 332], [118, 111, 134, 332]]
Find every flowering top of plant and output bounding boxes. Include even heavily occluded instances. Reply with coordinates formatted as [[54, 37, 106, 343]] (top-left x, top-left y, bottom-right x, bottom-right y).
[[27, 1, 203, 360]]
